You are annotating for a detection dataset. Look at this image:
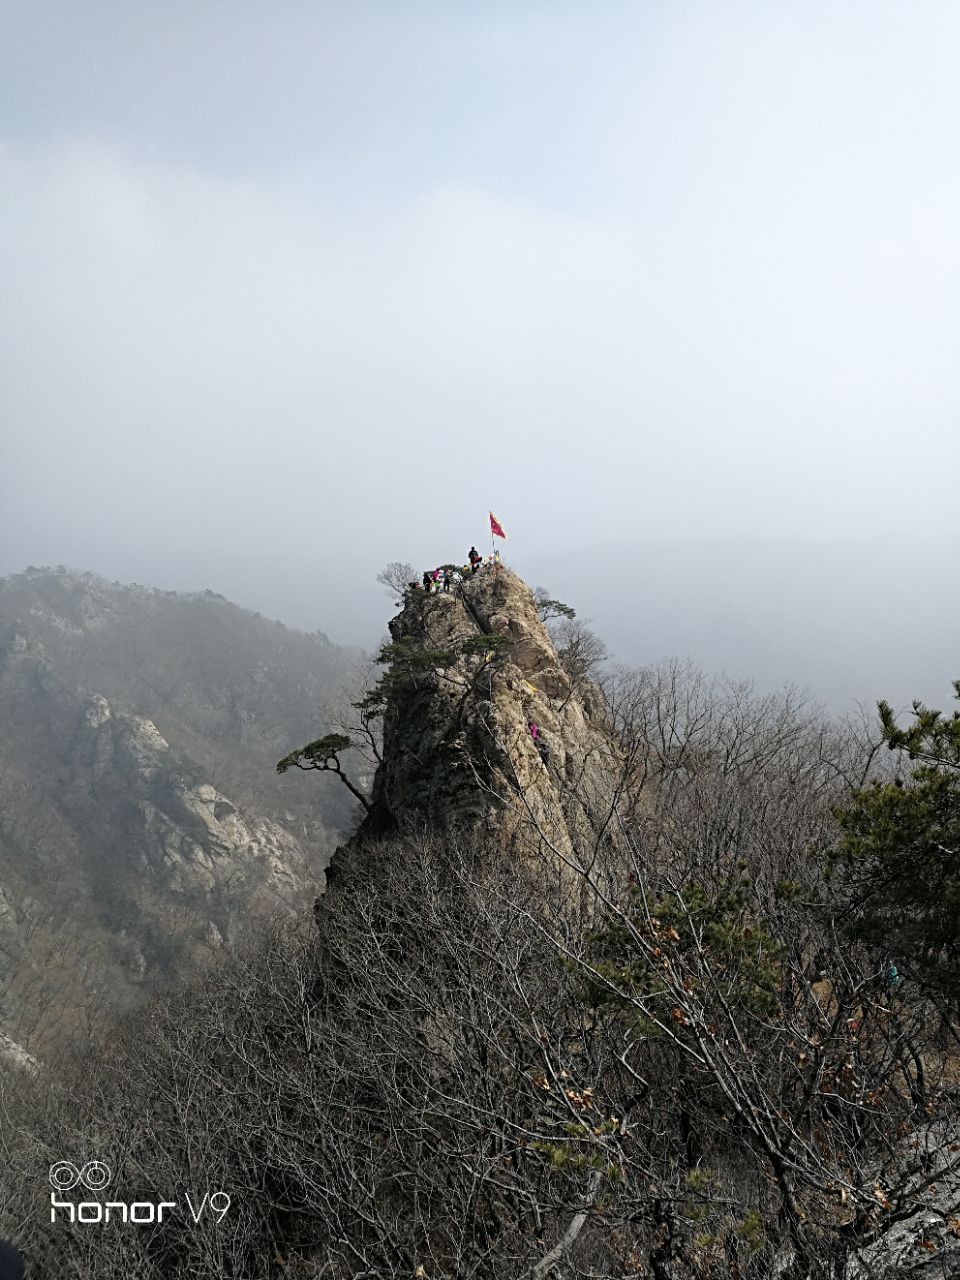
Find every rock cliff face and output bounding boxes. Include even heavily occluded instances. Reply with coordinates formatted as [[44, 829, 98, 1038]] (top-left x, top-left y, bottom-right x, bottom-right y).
[[66, 693, 310, 912], [346, 567, 624, 868]]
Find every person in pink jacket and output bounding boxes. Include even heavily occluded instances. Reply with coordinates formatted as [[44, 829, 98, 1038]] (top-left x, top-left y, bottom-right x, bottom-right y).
[[528, 721, 550, 765]]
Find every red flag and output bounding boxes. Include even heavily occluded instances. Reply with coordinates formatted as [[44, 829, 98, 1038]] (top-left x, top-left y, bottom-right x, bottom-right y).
[[489, 511, 507, 539]]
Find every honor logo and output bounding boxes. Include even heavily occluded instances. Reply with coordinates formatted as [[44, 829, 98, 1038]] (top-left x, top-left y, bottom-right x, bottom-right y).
[[49, 1162, 230, 1226]]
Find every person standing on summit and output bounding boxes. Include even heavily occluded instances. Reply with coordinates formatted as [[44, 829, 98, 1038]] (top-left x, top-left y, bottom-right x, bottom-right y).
[[469, 546, 481, 574]]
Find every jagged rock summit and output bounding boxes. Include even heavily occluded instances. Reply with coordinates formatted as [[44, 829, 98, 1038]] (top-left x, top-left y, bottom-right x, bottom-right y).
[[349, 566, 625, 866]]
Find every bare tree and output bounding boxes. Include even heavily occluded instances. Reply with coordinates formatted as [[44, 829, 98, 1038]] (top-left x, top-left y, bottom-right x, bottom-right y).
[[377, 561, 417, 600], [511, 660, 960, 1278], [550, 616, 608, 688]]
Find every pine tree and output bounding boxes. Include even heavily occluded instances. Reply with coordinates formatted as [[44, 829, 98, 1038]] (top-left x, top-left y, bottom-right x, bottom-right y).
[[834, 680, 960, 999]]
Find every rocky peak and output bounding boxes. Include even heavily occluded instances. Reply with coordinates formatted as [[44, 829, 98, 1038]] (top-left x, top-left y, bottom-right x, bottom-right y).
[[348, 567, 624, 866]]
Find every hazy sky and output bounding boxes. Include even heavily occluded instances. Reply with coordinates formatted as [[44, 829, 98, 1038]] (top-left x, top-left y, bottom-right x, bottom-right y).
[[2, 2, 959, 668]]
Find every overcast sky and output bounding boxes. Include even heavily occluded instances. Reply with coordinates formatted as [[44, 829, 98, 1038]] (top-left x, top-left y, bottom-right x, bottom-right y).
[[2, 2, 958, 691]]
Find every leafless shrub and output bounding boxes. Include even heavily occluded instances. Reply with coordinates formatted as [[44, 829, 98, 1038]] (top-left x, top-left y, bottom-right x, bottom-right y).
[[2, 661, 955, 1279], [377, 561, 417, 600]]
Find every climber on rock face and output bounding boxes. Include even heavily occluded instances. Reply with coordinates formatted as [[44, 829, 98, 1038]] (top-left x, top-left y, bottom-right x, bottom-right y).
[[528, 720, 550, 766], [443, 568, 452, 593], [469, 546, 481, 574], [422, 571, 433, 593]]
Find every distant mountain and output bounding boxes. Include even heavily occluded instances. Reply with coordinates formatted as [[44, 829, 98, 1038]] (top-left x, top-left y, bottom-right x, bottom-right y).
[[0, 567, 357, 1055]]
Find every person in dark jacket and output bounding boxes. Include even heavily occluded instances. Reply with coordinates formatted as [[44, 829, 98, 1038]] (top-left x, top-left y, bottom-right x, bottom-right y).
[[469, 546, 481, 574], [0, 1239, 24, 1280]]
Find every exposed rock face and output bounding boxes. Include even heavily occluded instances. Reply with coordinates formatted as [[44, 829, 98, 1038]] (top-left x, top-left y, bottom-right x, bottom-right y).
[[844, 1122, 960, 1279], [77, 698, 310, 909], [0, 1030, 39, 1076], [348, 567, 625, 868]]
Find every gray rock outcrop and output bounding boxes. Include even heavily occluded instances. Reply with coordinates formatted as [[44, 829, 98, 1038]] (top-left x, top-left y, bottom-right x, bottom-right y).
[[344, 567, 626, 871]]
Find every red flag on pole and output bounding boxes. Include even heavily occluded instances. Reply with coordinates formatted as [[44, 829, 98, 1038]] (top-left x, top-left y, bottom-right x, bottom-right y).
[[489, 511, 507, 539]]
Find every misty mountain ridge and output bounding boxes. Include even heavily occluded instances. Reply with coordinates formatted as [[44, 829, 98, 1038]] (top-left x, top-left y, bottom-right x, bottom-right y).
[[53, 531, 959, 718], [0, 566, 358, 1054]]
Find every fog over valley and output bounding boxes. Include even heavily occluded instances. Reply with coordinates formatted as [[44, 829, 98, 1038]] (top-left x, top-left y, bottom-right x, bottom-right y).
[[3, 2, 958, 722]]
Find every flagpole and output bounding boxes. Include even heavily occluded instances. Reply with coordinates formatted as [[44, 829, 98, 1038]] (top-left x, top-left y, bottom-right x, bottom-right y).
[[488, 510, 506, 569]]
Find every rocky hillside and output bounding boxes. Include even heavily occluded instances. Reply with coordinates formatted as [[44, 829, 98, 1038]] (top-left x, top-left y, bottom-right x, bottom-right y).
[[0, 567, 356, 1053], [332, 566, 628, 877]]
